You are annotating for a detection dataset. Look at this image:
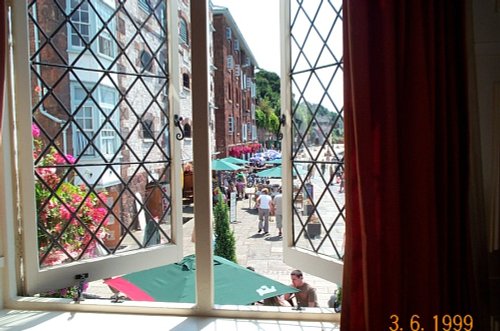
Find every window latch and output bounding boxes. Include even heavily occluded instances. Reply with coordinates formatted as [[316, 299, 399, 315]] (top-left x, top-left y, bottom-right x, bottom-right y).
[[174, 114, 185, 141], [277, 114, 286, 141]]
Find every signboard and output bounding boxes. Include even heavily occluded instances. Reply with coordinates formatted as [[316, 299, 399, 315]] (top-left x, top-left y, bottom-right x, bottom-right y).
[[230, 191, 237, 223]]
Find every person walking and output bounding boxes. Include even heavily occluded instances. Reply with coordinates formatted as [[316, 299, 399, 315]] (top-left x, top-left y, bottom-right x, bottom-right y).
[[256, 188, 272, 235], [272, 188, 283, 236], [338, 172, 345, 193]]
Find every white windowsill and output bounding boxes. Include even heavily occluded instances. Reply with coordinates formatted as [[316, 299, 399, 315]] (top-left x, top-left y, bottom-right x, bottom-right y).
[[0, 309, 340, 330]]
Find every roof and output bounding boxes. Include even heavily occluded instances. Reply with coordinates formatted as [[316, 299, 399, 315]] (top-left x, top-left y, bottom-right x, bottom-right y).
[[212, 5, 259, 68]]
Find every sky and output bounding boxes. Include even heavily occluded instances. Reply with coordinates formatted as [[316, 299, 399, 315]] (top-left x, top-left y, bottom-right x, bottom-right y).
[[212, 0, 281, 75], [211, 0, 343, 107]]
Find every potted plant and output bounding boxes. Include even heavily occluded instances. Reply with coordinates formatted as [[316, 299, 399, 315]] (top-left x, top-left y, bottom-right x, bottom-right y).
[[305, 213, 321, 239], [213, 192, 237, 263]]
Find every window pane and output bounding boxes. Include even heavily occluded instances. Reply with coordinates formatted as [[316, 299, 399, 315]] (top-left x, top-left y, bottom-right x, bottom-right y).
[[30, 0, 173, 272], [290, 0, 345, 260]]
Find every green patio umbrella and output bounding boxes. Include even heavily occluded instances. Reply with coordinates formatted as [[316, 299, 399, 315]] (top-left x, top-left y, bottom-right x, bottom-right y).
[[255, 165, 306, 178], [212, 159, 243, 171], [255, 165, 285, 178], [104, 255, 298, 305], [220, 156, 249, 165]]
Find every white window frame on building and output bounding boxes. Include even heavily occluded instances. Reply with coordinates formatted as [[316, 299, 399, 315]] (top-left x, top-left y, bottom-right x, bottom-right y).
[[67, 0, 116, 59], [179, 17, 189, 45], [1, 0, 341, 322], [228, 115, 234, 133], [226, 55, 234, 70], [71, 83, 120, 159]]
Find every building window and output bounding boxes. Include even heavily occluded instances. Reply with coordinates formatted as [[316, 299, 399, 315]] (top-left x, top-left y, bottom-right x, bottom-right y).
[[228, 116, 234, 133], [242, 123, 247, 142], [98, 30, 113, 57], [179, 18, 189, 45], [225, 26, 232, 39], [142, 119, 154, 140], [183, 73, 190, 89], [234, 39, 240, 51], [138, 0, 152, 12], [68, 0, 116, 58], [227, 55, 234, 70], [72, 84, 119, 158], [141, 50, 153, 72], [184, 123, 192, 138], [68, 0, 90, 47]]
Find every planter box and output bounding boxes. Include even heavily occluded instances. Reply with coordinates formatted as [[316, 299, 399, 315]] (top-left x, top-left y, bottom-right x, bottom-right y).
[[305, 223, 321, 239], [303, 204, 314, 216]]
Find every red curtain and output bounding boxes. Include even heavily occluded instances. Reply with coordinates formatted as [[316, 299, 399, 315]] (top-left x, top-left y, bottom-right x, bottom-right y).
[[342, 1, 481, 330], [0, 3, 5, 134]]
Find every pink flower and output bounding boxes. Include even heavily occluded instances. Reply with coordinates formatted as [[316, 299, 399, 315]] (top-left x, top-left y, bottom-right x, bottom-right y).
[[59, 205, 73, 220], [66, 154, 76, 164], [72, 193, 83, 204], [97, 192, 108, 203], [55, 153, 65, 164], [54, 153, 75, 164], [32, 124, 41, 138], [91, 207, 107, 222]]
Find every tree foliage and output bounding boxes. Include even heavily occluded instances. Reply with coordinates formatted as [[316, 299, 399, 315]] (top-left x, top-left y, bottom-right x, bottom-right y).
[[213, 193, 237, 263], [255, 70, 281, 137], [256, 70, 281, 115], [294, 101, 344, 144]]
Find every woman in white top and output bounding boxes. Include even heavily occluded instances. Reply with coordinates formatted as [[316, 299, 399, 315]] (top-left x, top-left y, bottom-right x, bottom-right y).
[[256, 188, 273, 235]]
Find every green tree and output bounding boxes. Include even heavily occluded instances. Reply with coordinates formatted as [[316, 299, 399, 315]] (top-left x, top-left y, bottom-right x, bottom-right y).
[[256, 70, 281, 115], [213, 193, 237, 263]]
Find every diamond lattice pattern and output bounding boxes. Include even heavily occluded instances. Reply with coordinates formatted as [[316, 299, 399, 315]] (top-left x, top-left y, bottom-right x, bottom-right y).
[[28, 0, 172, 268], [290, 0, 345, 260]]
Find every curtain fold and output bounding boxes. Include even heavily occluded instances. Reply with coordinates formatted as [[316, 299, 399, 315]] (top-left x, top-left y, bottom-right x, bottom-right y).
[[342, 1, 482, 329]]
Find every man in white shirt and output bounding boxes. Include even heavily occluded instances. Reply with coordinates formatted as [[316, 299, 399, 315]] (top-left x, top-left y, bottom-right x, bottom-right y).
[[256, 188, 272, 235]]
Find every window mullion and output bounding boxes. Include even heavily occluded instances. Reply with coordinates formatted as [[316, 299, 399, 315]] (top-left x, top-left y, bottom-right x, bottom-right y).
[[190, 0, 214, 312]]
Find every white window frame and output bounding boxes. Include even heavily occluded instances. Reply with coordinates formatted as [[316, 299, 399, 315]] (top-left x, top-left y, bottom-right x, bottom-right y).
[[242, 123, 247, 142], [225, 26, 231, 40], [246, 77, 252, 91], [9, 0, 184, 297], [67, 0, 116, 59], [226, 55, 234, 70], [68, 0, 90, 48], [228, 116, 234, 133], [72, 83, 120, 159], [280, 0, 343, 286], [2, 0, 338, 321], [179, 17, 189, 45]]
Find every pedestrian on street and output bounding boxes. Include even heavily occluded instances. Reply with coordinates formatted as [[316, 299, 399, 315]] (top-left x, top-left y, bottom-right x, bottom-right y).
[[256, 188, 272, 235], [338, 172, 345, 193], [271, 188, 283, 236]]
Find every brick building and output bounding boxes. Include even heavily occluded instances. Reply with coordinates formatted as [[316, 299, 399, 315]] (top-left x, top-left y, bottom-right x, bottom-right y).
[[212, 6, 258, 158], [29, 0, 174, 241]]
